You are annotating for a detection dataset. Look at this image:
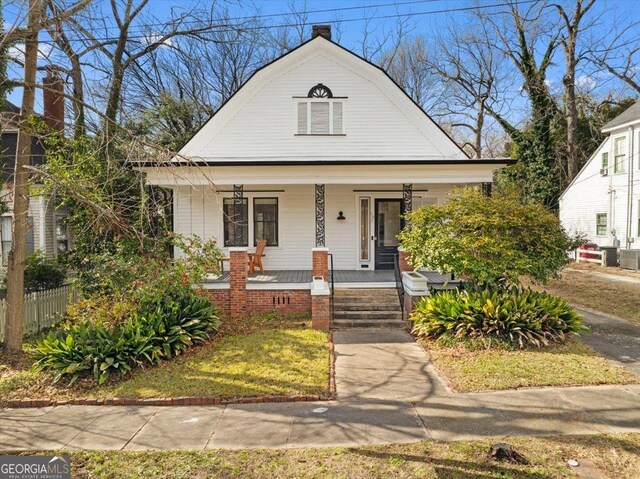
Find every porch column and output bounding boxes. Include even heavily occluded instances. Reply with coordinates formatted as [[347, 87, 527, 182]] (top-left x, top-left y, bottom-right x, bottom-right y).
[[233, 184, 244, 246], [229, 247, 247, 319], [315, 184, 325, 247], [398, 247, 413, 273], [402, 183, 412, 229], [482, 182, 492, 196], [312, 247, 329, 281]]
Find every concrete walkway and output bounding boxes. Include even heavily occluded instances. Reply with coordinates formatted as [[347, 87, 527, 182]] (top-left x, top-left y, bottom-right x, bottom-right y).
[[578, 307, 640, 376], [2, 329, 640, 451]]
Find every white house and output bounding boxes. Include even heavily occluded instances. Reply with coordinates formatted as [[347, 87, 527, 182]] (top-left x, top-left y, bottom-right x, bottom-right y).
[[139, 26, 511, 277], [1, 71, 71, 267], [560, 101, 640, 249]]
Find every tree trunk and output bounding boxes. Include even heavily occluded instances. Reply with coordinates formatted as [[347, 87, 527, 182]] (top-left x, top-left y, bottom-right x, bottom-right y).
[[4, 0, 41, 353], [564, 61, 578, 181], [475, 99, 486, 159]]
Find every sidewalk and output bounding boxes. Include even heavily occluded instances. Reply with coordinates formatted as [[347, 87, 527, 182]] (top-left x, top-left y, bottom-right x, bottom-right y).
[[2, 329, 639, 451]]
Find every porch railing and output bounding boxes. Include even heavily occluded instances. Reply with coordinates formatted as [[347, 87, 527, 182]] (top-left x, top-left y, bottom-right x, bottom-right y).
[[328, 253, 335, 323], [0, 284, 77, 342], [393, 254, 405, 321]]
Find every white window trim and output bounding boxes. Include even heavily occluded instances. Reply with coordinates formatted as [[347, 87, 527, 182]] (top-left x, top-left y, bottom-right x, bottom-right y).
[[595, 212, 608, 237], [293, 98, 347, 136], [613, 136, 627, 174], [222, 192, 283, 251]]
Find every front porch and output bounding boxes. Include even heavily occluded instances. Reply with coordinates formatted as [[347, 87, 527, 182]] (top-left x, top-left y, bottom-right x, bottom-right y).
[[205, 269, 396, 287]]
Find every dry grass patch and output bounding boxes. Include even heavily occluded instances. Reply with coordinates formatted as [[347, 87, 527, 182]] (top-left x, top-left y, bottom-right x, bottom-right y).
[[422, 338, 638, 393], [531, 269, 640, 325], [24, 434, 640, 478]]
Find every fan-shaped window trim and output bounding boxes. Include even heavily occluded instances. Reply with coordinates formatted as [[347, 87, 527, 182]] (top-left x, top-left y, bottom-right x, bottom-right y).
[[307, 83, 333, 98]]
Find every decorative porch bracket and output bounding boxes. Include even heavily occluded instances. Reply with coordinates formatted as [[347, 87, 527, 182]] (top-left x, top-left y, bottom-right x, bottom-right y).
[[482, 182, 492, 196], [315, 184, 325, 247], [233, 184, 244, 246], [402, 183, 412, 229]]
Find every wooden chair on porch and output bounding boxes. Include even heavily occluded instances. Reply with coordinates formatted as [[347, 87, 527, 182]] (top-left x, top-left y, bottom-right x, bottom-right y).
[[248, 240, 267, 275]]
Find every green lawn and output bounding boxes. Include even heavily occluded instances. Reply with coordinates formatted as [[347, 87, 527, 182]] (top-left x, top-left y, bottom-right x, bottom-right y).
[[423, 338, 638, 392], [103, 326, 329, 398], [0, 316, 330, 402], [27, 434, 640, 478]]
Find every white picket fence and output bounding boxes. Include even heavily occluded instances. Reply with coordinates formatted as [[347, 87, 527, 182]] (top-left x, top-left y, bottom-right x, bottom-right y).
[[0, 284, 78, 342]]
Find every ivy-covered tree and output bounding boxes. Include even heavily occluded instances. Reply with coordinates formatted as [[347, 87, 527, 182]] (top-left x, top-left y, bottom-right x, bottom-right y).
[[398, 188, 574, 289]]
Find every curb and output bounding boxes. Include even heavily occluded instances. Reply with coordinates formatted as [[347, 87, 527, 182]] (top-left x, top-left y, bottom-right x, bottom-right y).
[[3, 329, 338, 409]]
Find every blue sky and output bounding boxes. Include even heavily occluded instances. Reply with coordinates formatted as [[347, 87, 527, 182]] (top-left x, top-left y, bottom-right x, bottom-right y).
[[5, 0, 640, 116]]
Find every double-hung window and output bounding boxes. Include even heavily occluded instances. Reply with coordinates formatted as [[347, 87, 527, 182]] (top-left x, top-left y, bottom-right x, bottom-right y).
[[295, 83, 345, 135], [223, 198, 248, 247], [614, 137, 626, 173], [601, 152, 609, 173], [596, 213, 607, 236], [253, 198, 278, 246]]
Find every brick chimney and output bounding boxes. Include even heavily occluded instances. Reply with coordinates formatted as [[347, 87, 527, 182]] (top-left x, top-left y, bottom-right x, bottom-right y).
[[311, 24, 331, 41], [43, 67, 64, 133]]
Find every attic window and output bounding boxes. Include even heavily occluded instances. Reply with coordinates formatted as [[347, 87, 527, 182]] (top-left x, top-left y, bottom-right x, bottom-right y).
[[296, 84, 345, 135], [308, 83, 333, 98]]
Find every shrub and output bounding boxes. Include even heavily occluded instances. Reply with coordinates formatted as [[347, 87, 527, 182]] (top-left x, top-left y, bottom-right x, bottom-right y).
[[24, 251, 67, 292], [62, 294, 138, 329], [0, 251, 66, 298], [399, 188, 573, 288], [411, 289, 586, 348], [33, 294, 221, 385]]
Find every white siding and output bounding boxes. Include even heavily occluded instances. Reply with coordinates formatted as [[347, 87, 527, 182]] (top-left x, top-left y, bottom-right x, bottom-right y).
[[560, 126, 640, 248], [173, 183, 458, 270], [180, 40, 466, 162]]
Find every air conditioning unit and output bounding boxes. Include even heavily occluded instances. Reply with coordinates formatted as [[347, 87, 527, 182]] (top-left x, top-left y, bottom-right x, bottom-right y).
[[600, 168, 609, 176], [619, 249, 640, 271]]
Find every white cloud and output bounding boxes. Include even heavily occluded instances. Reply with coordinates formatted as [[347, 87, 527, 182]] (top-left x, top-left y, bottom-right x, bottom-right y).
[[7, 42, 53, 63]]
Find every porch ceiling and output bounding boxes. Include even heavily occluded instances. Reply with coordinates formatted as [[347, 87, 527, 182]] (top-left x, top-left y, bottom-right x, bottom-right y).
[[142, 163, 503, 186]]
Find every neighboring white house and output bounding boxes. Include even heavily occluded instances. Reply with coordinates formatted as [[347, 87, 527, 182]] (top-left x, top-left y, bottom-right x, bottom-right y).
[[1, 73, 71, 266], [560, 101, 640, 249], [139, 25, 511, 272]]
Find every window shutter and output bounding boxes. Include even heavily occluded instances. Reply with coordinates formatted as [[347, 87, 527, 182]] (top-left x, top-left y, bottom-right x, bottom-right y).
[[333, 102, 343, 134], [297, 102, 307, 134], [311, 102, 330, 134]]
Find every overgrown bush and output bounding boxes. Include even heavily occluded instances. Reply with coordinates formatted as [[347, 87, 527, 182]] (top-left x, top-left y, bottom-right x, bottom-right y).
[[411, 289, 586, 348], [399, 188, 573, 288], [33, 294, 220, 385]]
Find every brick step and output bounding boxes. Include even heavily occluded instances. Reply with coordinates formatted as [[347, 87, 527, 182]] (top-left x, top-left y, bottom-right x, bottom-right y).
[[333, 311, 404, 321], [333, 319, 409, 330], [332, 303, 401, 312], [333, 288, 398, 297]]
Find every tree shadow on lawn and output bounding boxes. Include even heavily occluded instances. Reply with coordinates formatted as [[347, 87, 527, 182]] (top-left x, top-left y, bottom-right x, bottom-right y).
[[351, 447, 553, 479]]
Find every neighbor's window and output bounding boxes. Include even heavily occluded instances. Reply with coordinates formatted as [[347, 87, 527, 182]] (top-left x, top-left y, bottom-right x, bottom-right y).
[[253, 198, 278, 246], [55, 215, 68, 255], [296, 83, 344, 135], [1, 216, 11, 264], [596, 213, 607, 236], [614, 137, 626, 173], [223, 198, 248, 247], [26, 216, 34, 254], [601, 152, 609, 172]]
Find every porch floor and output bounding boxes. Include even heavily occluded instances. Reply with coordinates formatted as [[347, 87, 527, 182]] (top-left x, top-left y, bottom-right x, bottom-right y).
[[207, 269, 396, 284]]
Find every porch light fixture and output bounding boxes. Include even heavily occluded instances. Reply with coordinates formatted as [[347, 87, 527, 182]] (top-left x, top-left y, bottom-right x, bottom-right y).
[[337, 211, 346, 220]]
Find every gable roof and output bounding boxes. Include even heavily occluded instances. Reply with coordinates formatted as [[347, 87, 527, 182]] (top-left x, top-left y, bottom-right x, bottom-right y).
[[602, 100, 640, 131], [173, 35, 474, 164]]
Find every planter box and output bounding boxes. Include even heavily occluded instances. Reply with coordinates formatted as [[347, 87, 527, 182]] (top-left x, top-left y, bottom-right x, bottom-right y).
[[402, 271, 429, 294]]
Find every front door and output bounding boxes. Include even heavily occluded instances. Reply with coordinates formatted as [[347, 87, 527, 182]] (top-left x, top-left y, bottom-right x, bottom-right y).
[[374, 199, 402, 270]]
